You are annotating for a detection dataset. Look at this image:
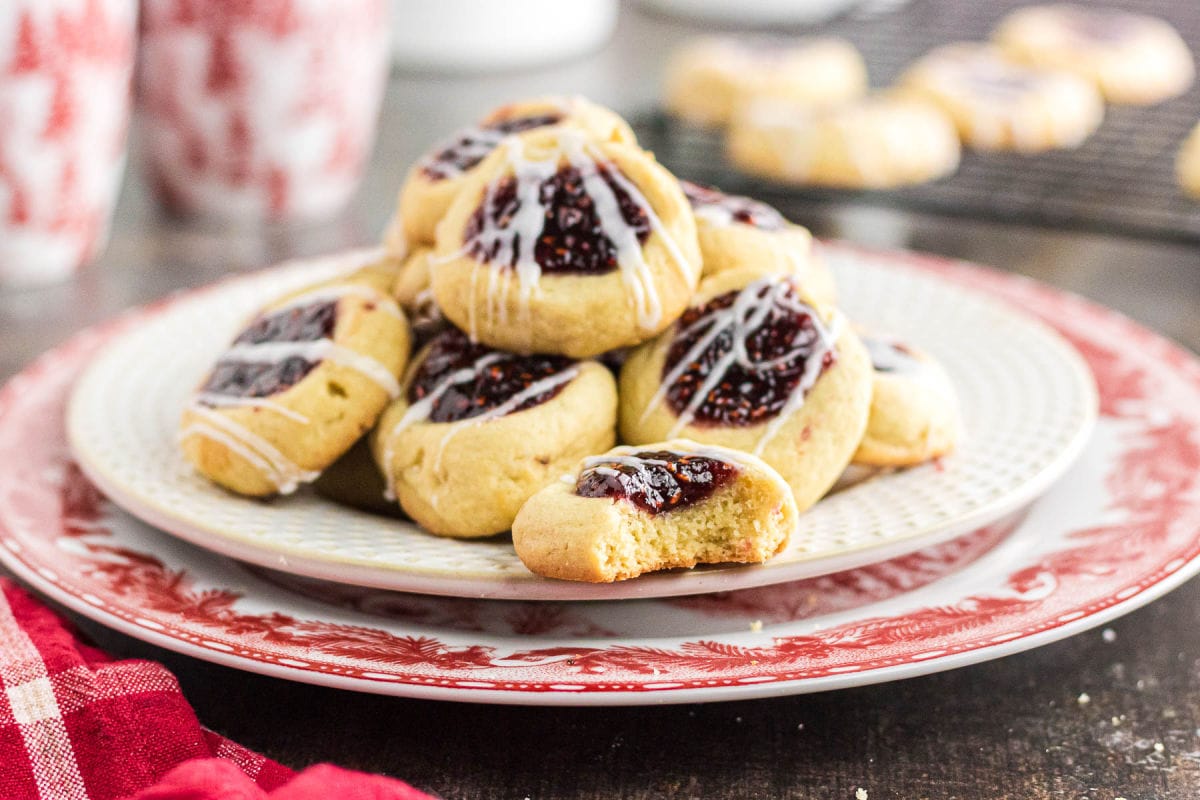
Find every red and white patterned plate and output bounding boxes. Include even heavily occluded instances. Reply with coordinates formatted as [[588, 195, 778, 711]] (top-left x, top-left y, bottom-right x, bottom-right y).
[[62, 245, 1096, 600], [1, 245, 1198, 704]]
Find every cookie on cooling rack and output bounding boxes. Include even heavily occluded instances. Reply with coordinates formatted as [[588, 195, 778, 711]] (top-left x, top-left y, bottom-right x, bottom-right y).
[[726, 96, 961, 189], [664, 36, 868, 127], [896, 43, 1104, 152], [619, 268, 873, 513], [679, 180, 836, 305], [393, 96, 636, 246], [432, 128, 701, 358], [1177, 121, 1200, 200], [512, 440, 797, 582], [994, 4, 1194, 106], [854, 334, 961, 467], [180, 273, 411, 497], [370, 327, 617, 538]]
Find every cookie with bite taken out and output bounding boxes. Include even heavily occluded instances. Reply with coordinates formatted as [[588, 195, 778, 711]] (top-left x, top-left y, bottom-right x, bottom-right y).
[[513, 440, 797, 582]]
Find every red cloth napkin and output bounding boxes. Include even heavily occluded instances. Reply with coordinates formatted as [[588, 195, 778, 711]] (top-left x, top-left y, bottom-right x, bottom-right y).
[[0, 580, 434, 800]]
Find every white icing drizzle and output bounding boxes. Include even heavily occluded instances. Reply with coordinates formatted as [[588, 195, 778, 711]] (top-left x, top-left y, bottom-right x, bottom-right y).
[[463, 130, 697, 339], [269, 283, 405, 322], [219, 340, 401, 399], [594, 142, 699, 311], [460, 135, 557, 343], [562, 139, 663, 332], [191, 393, 310, 424], [752, 312, 844, 456], [386, 352, 508, 440], [580, 442, 755, 476], [180, 406, 320, 494], [638, 277, 842, 454], [584, 453, 674, 471], [640, 277, 780, 425]]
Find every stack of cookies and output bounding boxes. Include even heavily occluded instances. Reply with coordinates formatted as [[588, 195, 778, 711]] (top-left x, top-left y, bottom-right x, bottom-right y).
[[179, 96, 961, 583], [664, 5, 1196, 194]]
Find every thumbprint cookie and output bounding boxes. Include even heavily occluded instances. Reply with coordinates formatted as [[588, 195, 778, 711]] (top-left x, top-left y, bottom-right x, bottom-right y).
[[619, 268, 873, 512], [679, 180, 836, 305], [854, 334, 961, 467], [432, 128, 702, 358], [394, 96, 636, 245], [727, 96, 961, 189], [513, 441, 797, 582], [664, 37, 868, 127], [994, 5, 1194, 106], [1176, 121, 1200, 200], [896, 43, 1103, 152], [180, 277, 410, 497], [370, 327, 617, 538]]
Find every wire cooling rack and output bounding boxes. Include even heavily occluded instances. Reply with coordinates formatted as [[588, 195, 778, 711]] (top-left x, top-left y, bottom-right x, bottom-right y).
[[633, 0, 1200, 243]]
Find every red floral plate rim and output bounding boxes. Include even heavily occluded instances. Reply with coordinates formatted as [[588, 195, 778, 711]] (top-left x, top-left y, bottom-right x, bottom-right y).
[[0, 243, 1197, 705]]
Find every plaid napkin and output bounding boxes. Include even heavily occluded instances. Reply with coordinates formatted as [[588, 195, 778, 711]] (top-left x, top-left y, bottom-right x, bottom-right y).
[[0, 580, 433, 800]]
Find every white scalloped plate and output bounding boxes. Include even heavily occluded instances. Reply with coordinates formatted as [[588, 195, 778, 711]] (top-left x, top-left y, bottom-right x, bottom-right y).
[[64, 243, 1097, 600]]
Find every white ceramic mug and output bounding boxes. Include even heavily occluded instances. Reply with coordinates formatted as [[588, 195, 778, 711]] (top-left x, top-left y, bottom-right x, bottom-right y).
[[390, 0, 618, 72]]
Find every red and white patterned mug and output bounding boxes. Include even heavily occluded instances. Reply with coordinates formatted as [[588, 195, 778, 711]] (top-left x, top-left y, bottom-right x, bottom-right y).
[[0, 0, 137, 288], [138, 0, 390, 223]]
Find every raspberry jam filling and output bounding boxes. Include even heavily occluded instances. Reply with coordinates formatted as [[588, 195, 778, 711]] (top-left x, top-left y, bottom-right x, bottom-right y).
[[408, 328, 575, 423], [421, 113, 563, 181], [201, 300, 337, 399], [201, 358, 318, 399], [233, 300, 336, 346], [680, 180, 787, 231], [464, 162, 651, 275], [662, 281, 836, 427], [575, 450, 739, 514]]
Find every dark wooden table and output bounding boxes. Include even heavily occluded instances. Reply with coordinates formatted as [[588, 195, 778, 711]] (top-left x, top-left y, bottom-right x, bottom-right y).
[[4, 5, 1200, 798]]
